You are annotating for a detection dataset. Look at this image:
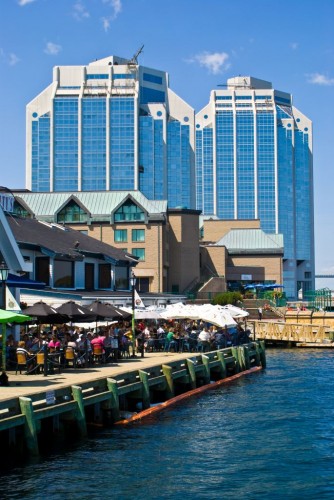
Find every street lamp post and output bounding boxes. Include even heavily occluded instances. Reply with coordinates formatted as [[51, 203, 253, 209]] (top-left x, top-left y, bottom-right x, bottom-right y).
[[0, 261, 9, 372], [130, 272, 137, 357]]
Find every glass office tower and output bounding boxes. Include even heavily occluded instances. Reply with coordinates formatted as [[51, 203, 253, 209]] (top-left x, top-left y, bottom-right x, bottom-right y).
[[26, 55, 195, 209], [195, 77, 314, 298]]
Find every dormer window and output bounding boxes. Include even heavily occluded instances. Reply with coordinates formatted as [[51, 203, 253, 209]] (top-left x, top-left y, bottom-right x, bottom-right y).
[[114, 199, 145, 222], [57, 200, 87, 223], [13, 201, 32, 219]]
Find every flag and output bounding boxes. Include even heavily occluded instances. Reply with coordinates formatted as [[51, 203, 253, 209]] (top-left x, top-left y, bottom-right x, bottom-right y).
[[134, 289, 145, 309], [6, 286, 21, 312]]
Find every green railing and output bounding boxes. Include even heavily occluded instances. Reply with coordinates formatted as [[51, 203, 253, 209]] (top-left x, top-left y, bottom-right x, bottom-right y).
[[304, 288, 332, 311]]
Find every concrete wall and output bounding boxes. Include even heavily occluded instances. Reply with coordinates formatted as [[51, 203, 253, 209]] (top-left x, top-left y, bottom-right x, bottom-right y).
[[226, 254, 282, 283], [168, 211, 200, 293], [202, 219, 260, 243]]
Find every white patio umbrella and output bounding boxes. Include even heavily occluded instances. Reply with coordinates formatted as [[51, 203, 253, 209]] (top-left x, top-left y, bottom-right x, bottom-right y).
[[160, 303, 200, 320], [221, 304, 249, 318], [199, 304, 237, 328], [133, 309, 163, 320]]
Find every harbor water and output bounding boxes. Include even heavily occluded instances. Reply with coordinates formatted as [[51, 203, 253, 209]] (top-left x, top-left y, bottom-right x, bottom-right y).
[[2, 348, 334, 500]]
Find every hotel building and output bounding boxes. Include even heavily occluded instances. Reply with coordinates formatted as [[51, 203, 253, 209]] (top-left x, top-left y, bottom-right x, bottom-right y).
[[195, 76, 314, 298], [26, 55, 195, 210]]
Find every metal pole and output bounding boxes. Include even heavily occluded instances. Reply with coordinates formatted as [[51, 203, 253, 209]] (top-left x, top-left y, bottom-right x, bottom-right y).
[[43, 342, 48, 377], [1, 281, 6, 372], [131, 280, 136, 357]]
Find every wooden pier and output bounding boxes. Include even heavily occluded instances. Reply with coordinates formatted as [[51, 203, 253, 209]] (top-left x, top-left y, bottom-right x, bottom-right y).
[[253, 320, 334, 347], [0, 342, 265, 465]]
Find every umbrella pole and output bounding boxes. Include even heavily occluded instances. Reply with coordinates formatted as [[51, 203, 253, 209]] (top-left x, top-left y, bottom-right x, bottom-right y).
[[1, 323, 6, 372]]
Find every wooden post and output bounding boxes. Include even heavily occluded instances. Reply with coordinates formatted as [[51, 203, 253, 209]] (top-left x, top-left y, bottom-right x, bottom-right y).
[[231, 347, 240, 373], [71, 385, 87, 437], [238, 346, 247, 371], [254, 343, 261, 366], [201, 354, 211, 384], [139, 370, 151, 410], [243, 345, 251, 370], [217, 352, 227, 379], [106, 378, 120, 423], [186, 358, 197, 389], [19, 397, 39, 456], [162, 364, 174, 398], [259, 340, 266, 368]]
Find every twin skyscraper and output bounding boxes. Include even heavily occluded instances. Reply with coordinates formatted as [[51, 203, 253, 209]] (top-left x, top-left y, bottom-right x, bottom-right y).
[[26, 55, 314, 297]]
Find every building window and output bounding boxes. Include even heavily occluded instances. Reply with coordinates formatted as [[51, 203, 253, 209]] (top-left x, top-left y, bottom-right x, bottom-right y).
[[35, 257, 50, 286], [99, 264, 111, 288], [57, 200, 87, 223], [114, 229, 128, 243], [86, 74, 109, 80], [305, 272, 311, 279], [137, 277, 149, 293], [54, 259, 74, 288], [114, 266, 128, 290], [132, 229, 145, 242], [114, 200, 145, 222], [13, 201, 32, 219], [143, 73, 163, 85], [132, 248, 145, 261]]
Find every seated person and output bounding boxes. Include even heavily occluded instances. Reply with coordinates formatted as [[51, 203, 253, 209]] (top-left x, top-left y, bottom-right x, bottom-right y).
[[198, 327, 211, 352], [16, 341, 35, 370], [48, 334, 61, 351]]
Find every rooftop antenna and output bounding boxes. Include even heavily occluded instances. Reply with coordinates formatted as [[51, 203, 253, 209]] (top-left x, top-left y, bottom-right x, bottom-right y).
[[128, 45, 144, 66]]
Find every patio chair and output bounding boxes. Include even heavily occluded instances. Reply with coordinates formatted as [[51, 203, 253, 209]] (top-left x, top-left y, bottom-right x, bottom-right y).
[[65, 347, 76, 368], [92, 344, 105, 364]]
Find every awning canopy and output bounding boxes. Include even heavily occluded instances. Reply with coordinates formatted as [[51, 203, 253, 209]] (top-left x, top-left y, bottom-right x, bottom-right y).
[[6, 273, 46, 289]]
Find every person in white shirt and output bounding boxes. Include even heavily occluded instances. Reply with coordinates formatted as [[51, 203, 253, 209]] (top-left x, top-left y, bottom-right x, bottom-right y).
[[198, 327, 211, 352]]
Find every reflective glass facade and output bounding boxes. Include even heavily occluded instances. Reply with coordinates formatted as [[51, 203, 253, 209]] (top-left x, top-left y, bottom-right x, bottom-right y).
[[216, 111, 234, 218], [195, 81, 314, 298], [28, 57, 195, 209], [82, 98, 106, 190], [167, 122, 192, 208], [236, 110, 255, 219], [54, 97, 79, 191], [31, 112, 50, 192], [256, 111, 275, 232], [110, 97, 135, 190]]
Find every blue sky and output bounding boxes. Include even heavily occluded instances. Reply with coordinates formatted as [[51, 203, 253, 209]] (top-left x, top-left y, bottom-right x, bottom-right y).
[[1, 0, 333, 287]]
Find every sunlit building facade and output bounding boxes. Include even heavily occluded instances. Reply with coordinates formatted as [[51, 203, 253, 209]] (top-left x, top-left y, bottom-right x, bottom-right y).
[[196, 77, 314, 298], [26, 55, 195, 209]]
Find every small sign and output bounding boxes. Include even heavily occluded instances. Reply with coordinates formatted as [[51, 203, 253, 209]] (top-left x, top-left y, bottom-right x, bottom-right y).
[[46, 390, 56, 406], [241, 274, 252, 281]]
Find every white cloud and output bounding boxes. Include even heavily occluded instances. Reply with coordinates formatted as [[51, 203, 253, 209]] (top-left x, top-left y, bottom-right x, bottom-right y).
[[44, 42, 62, 56], [290, 42, 298, 50], [307, 73, 334, 86], [18, 0, 36, 5], [9, 53, 20, 66], [101, 17, 111, 32], [188, 51, 230, 75], [73, 1, 90, 21], [102, 0, 122, 19]]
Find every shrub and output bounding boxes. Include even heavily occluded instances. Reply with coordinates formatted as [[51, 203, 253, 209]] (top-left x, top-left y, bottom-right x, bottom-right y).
[[212, 291, 243, 306]]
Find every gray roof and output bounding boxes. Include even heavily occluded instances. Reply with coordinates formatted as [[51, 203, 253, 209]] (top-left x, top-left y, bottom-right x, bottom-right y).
[[7, 214, 136, 265], [215, 229, 284, 254], [13, 191, 167, 219]]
